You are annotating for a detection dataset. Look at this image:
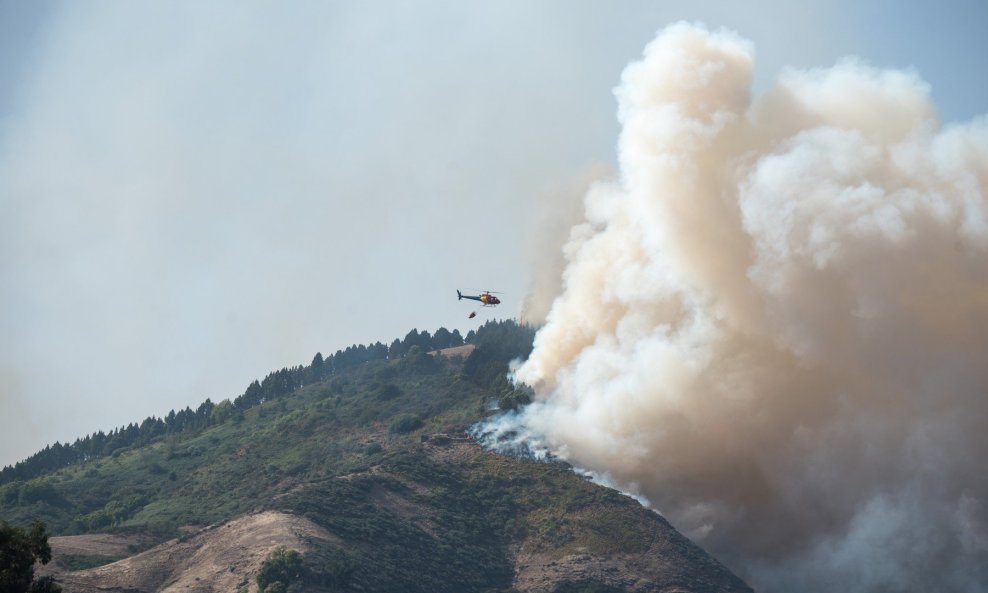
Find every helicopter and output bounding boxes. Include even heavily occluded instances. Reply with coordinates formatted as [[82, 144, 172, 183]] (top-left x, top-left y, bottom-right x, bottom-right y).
[[457, 289, 501, 307]]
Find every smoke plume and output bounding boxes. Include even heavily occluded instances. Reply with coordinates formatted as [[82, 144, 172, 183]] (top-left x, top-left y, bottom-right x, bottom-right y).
[[520, 163, 614, 325], [513, 22, 988, 592]]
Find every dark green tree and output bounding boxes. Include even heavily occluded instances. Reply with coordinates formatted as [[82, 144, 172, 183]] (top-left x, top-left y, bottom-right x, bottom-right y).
[[401, 329, 431, 352], [498, 386, 534, 411], [256, 545, 304, 593], [309, 352, 326, 383], [0, 520, 60, 593], [388, 338, 405, 359], [367, 341, 389, 360], [400, 346, 439, 375], [210, 400, 234, 425], [463, 319, 536, 388], [432, 327, 454, 349]]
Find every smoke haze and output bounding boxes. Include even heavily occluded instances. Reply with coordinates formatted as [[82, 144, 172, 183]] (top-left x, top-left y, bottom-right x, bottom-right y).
[[513, 23, 988, 592], [5, 0, 987, 474], [520, 162, 614, 325], [1, 1, 640, 467]]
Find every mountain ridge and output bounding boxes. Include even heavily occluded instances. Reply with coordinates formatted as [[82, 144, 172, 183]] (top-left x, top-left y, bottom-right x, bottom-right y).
[[1, 320, 753, 592]]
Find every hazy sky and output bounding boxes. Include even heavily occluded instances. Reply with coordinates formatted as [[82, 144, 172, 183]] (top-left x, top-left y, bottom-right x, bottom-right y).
[[1, 0, 986, 468]]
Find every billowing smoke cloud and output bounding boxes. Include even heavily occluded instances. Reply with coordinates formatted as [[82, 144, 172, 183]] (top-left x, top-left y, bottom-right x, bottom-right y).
[[512, 22, 988, 592], [520, 162, 614, 325]]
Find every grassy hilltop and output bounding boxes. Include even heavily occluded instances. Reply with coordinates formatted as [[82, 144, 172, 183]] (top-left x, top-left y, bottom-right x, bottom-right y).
[[0, 320, 751, 593]]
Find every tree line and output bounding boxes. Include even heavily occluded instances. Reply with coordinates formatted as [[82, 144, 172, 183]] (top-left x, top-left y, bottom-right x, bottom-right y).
[[0, 325, 478, 486]]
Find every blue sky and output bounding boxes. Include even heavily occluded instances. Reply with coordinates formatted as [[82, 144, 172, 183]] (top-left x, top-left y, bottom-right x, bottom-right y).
[[1, 0, 986, 467]]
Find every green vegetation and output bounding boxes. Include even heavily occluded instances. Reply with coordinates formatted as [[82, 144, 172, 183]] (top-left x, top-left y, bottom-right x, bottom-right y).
[[388, 413, 423, 434], [0, 321, 527, 533], [0, 327, 471, 487], [256, 546, 304, 593], [0, 520, 60, 592], [0, 321, 549, 591], [254, 544, 355, 592], [0, 319, 744, 593]]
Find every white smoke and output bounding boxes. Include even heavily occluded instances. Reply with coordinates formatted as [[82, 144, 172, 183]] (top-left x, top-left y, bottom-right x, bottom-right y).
[[512, 22, 988, 593]]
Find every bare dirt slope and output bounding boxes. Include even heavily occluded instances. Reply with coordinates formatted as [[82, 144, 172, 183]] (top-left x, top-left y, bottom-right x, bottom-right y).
[[431, 344, 476, 358], [49, 532, 146, 557], [37, 532, 149, 576], [56, 511, 337, 593]]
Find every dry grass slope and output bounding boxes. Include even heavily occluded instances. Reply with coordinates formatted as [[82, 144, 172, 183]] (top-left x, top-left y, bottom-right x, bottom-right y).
[[56, 511, 336, 593]]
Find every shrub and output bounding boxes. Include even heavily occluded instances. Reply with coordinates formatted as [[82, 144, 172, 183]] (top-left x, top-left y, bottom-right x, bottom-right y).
[[498, 388, 532, 411], [388, 414, 422, 434], [18, 481, 62, 506], [310, 547, 355, 589], [257, 546, 304, 592], [400, 347, 439, 375], [376, 384, 402, 400]]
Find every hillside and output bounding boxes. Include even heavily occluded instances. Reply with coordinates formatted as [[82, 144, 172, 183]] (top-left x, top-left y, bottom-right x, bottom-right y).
[[0, 321, 752, 593]]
